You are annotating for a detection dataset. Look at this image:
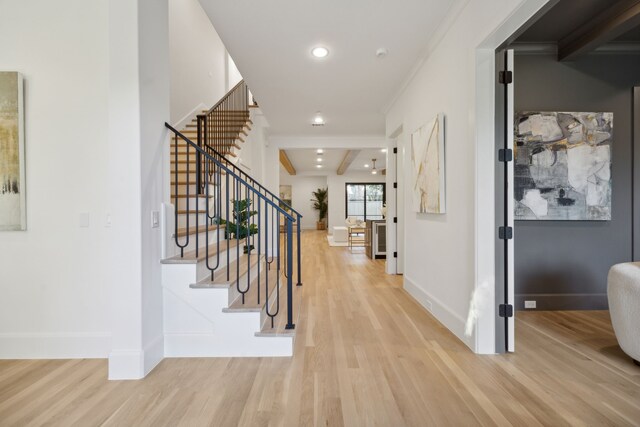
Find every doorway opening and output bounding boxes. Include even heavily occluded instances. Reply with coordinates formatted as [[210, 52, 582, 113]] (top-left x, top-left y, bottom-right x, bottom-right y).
[[495, 0, 640, 362]]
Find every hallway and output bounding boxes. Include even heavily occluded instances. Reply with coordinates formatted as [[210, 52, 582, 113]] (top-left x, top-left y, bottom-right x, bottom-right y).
[[0, 231, 639, 426]]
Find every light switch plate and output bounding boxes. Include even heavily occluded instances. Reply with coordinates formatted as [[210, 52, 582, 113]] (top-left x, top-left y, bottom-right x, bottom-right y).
[[524, 300, 537, 309], [79, 212, 90, 228], [151, 211, 160, 228]]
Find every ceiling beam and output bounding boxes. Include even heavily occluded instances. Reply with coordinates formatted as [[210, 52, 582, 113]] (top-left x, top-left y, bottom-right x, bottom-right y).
[[279, 150, 296, 175], [337, 150, 361, 175], [558, 0, 640, 61]]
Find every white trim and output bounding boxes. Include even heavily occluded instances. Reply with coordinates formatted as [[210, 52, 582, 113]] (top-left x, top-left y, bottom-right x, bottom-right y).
[[383, 0, 470, 115], [107, 334, 164, 380], [143, 334, 164, 377], [474, 0, 552, 354], [403, 275, 474, 350], [109, 349, 144, 380], [269, 135, 387, 149], [172, 102, 208, 131], [0, 332, 111, 359]]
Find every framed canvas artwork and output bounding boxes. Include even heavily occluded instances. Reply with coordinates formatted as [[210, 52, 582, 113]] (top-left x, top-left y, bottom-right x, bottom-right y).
[[279, 185, 292, 210], [0, 72, 26, 231], [514, 112, 613, 221], [411, 113, 446, 214]]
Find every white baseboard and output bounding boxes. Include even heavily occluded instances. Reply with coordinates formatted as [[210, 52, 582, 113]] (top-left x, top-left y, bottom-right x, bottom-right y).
[[108, 334, 164, 380], [143, 334, 164, 377], [0, 332, 111, 359], [403, 275, 474, 351], [108, 349, 144, 380]]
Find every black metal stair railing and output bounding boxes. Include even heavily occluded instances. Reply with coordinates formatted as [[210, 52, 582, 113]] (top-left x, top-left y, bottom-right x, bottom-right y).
[[194, 80, 303, 287], [166, 123, 297, 330]]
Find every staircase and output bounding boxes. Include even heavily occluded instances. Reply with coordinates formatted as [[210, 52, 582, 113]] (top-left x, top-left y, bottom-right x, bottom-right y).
[[161, 81, 303, 357]]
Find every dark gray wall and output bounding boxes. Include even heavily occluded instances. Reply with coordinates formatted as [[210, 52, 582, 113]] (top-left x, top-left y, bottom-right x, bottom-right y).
[[514, 53, 640, 310]]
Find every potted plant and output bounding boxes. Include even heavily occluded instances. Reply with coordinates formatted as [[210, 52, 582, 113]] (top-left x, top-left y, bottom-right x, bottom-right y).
[[218, 198, 258, 253], [311, 188, 328, 230]]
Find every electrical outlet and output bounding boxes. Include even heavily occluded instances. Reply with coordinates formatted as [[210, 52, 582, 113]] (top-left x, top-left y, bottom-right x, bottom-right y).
[[524, 300, 537, 309]]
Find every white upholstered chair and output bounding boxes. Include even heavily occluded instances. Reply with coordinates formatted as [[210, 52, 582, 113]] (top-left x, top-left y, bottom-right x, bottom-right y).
[[607, 262, 640, 366]]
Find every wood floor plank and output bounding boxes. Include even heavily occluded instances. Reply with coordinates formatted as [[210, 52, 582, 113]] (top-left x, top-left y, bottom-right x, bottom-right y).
[[1, 231, 639, 426]]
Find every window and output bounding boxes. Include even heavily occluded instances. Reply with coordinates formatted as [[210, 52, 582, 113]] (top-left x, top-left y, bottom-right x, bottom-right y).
[[345, 183, 386, 222]]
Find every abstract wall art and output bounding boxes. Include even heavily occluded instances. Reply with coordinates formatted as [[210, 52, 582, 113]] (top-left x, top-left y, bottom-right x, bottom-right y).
[[514, 111, 613, 221], [411, 113, 445, 214], [0, 72, 26, 231], [279, 185, 292, 210]]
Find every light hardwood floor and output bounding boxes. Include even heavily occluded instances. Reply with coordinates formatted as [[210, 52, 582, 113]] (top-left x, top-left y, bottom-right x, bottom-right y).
[[1, 230, 639, 426]]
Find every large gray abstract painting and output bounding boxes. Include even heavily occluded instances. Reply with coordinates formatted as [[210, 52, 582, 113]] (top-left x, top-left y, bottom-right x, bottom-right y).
[[514, 112, 613, 221]]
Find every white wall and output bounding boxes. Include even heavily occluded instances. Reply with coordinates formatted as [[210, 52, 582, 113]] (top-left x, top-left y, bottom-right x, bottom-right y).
[[0, 0, 111, 358], [169, 0, 227, 123], [279, 170, 327, 230], [138, 0, 170, 378], [385, 0, 549, 352], [326, 171, 385, 233]]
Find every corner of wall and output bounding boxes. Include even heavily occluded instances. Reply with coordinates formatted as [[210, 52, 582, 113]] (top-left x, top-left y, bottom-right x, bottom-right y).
[[403, 275, 475, 351], [108, 334, 164, 380]]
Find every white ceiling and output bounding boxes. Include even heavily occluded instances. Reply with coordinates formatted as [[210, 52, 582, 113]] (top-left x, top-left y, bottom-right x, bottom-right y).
[[199, 0, 457, 136], [284, 148, 387, 174]]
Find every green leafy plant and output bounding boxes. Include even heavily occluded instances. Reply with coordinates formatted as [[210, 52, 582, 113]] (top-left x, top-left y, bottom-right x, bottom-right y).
[[218, 198, 258, 253], [311, 188, 328, 225]]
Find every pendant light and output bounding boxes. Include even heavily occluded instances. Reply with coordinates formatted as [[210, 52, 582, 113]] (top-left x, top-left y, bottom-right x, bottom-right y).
[[371, 159, 377, 175]]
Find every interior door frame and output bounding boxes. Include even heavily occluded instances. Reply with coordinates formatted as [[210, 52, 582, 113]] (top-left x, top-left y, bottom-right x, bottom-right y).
[[495, 49, 515, 353], [396, 132, 405, 275]]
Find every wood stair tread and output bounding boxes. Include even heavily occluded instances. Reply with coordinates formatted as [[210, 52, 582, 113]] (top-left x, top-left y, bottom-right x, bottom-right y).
[[171, 181, 222, 185], [176, 209, 207, 214], [171, 194, 214, 199], [161, 239, 239, 264], [256, 271, 301, 338], [224, 269, 272, 311], [194, 252, 263, 286]]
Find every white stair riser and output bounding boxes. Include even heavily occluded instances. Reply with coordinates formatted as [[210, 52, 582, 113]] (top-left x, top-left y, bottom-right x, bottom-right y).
[[171, 229, 222, 253], [173, 197, 213, 211], [261, 275, 287, 330], [162, 260, 292, 357], [226, 257, 266, 305], [177, 213, 216, 228], [194, 245, 256, 282]]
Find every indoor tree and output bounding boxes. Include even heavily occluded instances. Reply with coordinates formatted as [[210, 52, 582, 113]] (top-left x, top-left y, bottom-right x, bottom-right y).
[[311, 188, 328, 230]]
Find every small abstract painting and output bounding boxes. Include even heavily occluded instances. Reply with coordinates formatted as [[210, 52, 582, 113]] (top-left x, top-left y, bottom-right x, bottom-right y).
[[279, 185, 292, 210], [411, 113, 445, 214], [514, 112, 613, 221], [0, 72, 26, 230]]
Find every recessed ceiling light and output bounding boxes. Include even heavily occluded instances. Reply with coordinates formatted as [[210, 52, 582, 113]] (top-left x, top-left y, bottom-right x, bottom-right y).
[[364, 164, 370, 168], [311, 46, 329, 58], [317, 149, 324, 154], [314, 116, 325, 125], [381, 148, 387, 153], [317, 157, 322, 162], [316, 164, 322, 168], [376, 47, 389, 58]]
